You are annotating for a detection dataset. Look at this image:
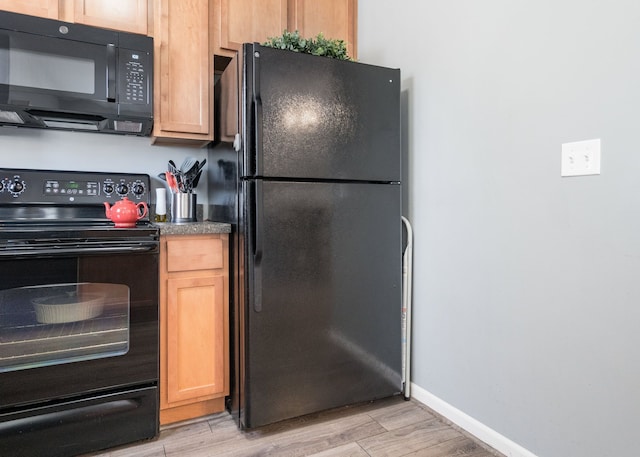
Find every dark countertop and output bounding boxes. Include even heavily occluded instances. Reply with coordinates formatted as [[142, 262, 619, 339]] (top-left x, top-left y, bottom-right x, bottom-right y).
[[153, 221, 232, 236]]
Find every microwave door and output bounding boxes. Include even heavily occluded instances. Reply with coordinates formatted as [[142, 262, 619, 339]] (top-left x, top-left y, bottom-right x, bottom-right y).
[[1, 30, 115, 115]]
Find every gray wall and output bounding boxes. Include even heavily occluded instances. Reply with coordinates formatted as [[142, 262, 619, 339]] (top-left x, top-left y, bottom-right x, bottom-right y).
[[359, 2, 640, 456]]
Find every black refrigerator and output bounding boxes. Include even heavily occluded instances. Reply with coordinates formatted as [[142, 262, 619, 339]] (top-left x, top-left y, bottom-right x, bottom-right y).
[[208, 43, 402, 429]]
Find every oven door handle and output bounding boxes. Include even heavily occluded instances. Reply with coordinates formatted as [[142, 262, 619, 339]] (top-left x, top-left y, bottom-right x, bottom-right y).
[[0, 243, 158, 257]]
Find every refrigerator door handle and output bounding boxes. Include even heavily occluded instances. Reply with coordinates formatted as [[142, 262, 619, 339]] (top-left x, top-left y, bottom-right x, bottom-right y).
[[253, 180, 264, 312], [252, 51, 263, 176], [254, 99, 263, 176]]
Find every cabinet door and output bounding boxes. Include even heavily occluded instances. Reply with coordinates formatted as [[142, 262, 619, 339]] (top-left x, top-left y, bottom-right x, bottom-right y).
[[214, 0, 288, 56], [166, 275, 225, 404], [289, 0, 357, 59], [72, 0, 148, 34], [153, 0, 213, 142], [0, 0, 58, 18]]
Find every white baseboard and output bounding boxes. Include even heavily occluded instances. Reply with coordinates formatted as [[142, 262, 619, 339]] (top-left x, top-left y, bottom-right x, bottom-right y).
[[410, 383, 539, 457]]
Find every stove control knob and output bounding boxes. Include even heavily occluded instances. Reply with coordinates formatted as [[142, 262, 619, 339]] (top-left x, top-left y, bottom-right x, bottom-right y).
[[132, 183, 145, 196], [116, 184, 129, 195], [9, 180, 25, 195], [103, 183, 114, 194]]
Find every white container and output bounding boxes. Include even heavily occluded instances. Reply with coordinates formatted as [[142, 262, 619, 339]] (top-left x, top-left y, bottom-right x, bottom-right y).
[[155, 188, 167, 222], [156, 188, 167, 214], [33, 293, 105, 324]]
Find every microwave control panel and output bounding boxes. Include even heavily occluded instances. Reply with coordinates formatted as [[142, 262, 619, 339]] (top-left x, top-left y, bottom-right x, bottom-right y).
[[119, 49, 151, 106]]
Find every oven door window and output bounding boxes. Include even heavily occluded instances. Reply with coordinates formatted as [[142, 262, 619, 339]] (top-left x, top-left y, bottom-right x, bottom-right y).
[[0, 282, 129, 373]]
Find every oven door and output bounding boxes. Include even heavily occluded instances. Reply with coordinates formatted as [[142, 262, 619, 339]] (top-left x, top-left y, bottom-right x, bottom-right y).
[[0, 236, 159, 409]]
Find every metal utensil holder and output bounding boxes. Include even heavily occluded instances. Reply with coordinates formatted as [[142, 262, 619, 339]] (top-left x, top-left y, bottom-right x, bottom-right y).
[[171, 193, 197, 222]]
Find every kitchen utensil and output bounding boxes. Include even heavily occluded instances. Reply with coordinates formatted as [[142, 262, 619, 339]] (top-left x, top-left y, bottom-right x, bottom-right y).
[[180, 157, 197, 174], [165, 158, 206, 194], [165, 171, 179, 193], [191, 169, 203, 190], [174, 172, 184, 192], [182, 158, 206, 193], [186, 159, 199, 176], [188, 159, 205, 178]]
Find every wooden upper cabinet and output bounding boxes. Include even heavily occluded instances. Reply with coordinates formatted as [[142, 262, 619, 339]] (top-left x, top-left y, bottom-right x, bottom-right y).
[[288, 0, 357, 59], [0, 1, 149, 34], [214, 0, 288, 57], [213, 0, 357, 59], [152, 0, 213, 144], [0, 0, 59, 18], [71, 0, 149, 35]]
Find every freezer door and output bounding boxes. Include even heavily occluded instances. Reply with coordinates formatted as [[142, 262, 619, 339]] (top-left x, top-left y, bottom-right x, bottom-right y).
[[243, 43, 400, 182], [243, 180, 402, 428]]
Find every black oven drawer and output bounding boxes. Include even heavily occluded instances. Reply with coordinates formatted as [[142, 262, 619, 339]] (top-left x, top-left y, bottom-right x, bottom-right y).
[[0, 386, 158, 457]]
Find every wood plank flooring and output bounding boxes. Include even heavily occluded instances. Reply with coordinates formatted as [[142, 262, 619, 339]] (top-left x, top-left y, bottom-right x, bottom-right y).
[[84, 396, 504, 457]]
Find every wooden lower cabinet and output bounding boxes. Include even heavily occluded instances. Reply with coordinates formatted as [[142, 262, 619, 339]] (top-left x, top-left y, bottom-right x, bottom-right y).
[[160, 233, 229, 425]]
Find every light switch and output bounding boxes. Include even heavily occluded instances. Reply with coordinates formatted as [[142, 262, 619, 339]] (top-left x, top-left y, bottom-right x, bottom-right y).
[[561, 139, 601, 177]]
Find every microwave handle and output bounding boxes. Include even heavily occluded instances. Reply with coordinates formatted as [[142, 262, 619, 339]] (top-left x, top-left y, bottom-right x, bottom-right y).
[[106, 44, 116, 102]]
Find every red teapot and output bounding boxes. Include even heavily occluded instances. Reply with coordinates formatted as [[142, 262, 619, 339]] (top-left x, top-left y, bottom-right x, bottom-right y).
[[104, 197, 148, 228]]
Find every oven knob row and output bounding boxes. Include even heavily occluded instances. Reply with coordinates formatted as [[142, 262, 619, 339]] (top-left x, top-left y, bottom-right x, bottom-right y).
[[116, 184, 129, 195], [103, 181, 146, 198], [0, 178, 26, 196], [10, 181, 25, 193], [115, 184, 145, 196]]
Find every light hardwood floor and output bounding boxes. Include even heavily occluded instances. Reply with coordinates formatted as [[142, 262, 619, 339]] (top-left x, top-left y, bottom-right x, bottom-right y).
[[85, 396, 504, 457]]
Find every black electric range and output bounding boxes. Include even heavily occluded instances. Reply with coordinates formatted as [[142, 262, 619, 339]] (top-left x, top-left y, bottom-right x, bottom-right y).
[[0, 168, 160, 457]]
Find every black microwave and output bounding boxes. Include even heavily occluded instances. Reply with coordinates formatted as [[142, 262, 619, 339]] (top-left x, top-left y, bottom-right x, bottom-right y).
[[0, 11, 153, 136]]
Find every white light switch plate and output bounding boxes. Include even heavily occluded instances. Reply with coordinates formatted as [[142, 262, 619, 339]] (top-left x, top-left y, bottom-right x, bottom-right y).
[[561, 139, 601, 177]]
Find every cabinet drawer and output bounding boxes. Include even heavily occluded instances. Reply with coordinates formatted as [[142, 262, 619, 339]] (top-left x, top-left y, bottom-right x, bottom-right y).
[[166, 237, 224, 272]]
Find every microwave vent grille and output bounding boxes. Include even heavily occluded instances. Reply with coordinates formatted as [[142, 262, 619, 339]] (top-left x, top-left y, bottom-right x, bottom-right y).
[[0, 110, 25, 124], [114, 121, 143, 133]]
